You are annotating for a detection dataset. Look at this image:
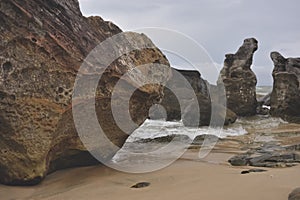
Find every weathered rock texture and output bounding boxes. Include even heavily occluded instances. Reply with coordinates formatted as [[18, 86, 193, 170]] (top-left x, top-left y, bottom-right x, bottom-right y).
[[229, 143, 300, 168], [289, 188, 300, 200], [218, 38, 258, 116], [0, 0, 170, 185], [162, 69, 211, 126], [150, 69, 237, 126], [270, 52, 300, 123]]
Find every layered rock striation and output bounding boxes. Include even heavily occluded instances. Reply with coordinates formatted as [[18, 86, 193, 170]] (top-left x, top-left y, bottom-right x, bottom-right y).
[[0, 0, 170, 185]]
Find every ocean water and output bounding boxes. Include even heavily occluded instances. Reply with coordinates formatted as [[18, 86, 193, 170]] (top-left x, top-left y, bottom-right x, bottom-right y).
[[111, 85, 284, 172], [111, 116, 286, 172], [127, 116, 286, 143], [256, 86, 272, 96], [125, 86, 277, 142]]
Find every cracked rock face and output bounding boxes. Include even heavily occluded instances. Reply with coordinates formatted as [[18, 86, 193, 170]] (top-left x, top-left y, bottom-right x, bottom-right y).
[[270, 52, 300, 123], [218, 38, 258, 116], [0, 0, 170, 185]]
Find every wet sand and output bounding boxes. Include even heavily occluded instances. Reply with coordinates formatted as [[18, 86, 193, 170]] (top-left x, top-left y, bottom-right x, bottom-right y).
[[1, 150, 300, 200]]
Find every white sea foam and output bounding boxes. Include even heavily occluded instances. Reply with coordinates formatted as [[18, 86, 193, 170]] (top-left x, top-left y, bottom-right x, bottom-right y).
[[112, 116, 287, 171], [127, 119, 246, 142], [124, 86, 276, 144], [127, 115, 287, 143], [262, 105, 271, 109]]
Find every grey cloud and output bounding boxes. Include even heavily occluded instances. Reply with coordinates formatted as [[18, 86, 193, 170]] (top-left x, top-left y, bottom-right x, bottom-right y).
[[79, 0, 300, 85]]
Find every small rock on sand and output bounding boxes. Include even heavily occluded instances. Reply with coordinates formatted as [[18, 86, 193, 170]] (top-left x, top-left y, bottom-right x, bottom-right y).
[[289, 188, 300, 200], [131, 182, 151, 189]]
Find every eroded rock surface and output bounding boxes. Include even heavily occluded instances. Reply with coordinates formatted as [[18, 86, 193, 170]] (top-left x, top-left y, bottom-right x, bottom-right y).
[[270, 52, 300, 123], [0, 0, 170, 185], [289, 188, 300, 200], [162, 69, 212, 126], [150, 69, 237, 126], [229, 143, 300, 168], [218, 38, 258, 116]]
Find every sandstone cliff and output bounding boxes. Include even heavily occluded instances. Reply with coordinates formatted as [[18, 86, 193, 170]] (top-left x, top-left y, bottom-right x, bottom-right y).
[[0, 0, 170, 185]]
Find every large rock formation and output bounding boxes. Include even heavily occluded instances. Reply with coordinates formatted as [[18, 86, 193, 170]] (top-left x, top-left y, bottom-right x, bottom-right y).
[[150, 69, 237, 126], [0, 0, 171, 185], [162, 69, 212, 126], [218, 38, 258, 116], [270, 52, 300, 123]]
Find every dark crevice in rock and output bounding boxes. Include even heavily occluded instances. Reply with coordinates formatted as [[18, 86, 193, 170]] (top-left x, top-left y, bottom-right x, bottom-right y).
[[47, 150, 100, 174], [2, 61, 13, 72]]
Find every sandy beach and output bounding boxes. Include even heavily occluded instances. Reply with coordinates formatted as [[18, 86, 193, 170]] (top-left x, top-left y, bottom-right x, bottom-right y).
[[1, 148, 299, 200], [1, 0, 300, 200], [1, 120, 300, 200]]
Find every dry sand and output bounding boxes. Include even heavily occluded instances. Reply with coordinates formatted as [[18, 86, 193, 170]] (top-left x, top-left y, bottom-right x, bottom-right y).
[[1, 150, 299, 200]]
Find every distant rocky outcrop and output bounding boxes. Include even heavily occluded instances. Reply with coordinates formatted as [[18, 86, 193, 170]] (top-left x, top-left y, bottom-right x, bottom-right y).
[[150, 69, 237, 126], [270, 52, 300, 123], [218, 38, 258, 116], [0, 0, 171, 185]]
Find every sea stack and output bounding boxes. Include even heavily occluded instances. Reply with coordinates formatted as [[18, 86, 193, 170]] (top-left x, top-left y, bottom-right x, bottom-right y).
[[270, 52, 300, 123], [0, 0, 171, 185], [218, 38, 258, 116], [160, 69, 212, 126], [149, 68, 237, 126]]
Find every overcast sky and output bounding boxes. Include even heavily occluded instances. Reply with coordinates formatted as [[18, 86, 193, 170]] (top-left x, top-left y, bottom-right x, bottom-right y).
[[78, 0, 300, 86]]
